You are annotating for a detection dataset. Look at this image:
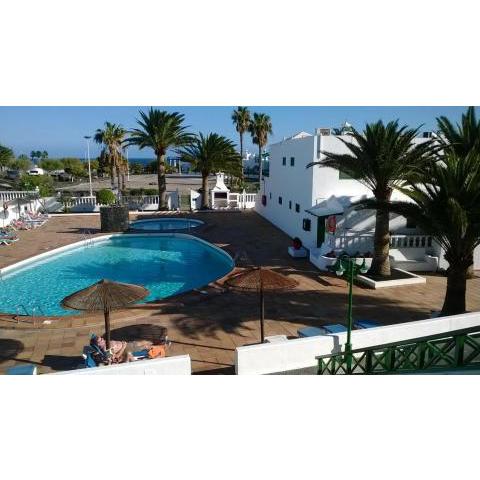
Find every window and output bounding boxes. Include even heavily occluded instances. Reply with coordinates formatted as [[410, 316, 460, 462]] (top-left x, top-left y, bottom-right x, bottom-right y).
[[278, 196, 283, 205], [303, 218, 311, 231], [290, 157, 295, 166], [269, 192, 272, 199], [406, 217, 417, 229], [295, 203, 300, 213], [289, 200, 292, 210], [282, 157, 286, 166]]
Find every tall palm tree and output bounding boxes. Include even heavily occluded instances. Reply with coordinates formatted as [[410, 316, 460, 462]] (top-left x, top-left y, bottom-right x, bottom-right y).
[[248, 112, 272, 192], [94, 122, 127, 192], [180, 133, 240, 209], [128, 108, 194, 210], [231, 107, 251, 183], [361, 151, 480, 315], [437, 106, 480, 157], [307, 120, 432, 277], [0, 144, 14, 169]]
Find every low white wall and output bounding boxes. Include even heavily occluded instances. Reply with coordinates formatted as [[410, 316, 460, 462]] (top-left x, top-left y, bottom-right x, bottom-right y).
[[235, 311, 480, 374], [55, 355, 191, 375]]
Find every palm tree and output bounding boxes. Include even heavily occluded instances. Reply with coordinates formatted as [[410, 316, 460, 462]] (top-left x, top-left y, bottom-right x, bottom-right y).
[[361, 151, 480, 315], [437, 106, 480, 157], [128, 108, 194, 210], [231, 107, 251, 183], [248, 112, 272, 192], [0, 144, 14, 170], [180, 133, 240, 209], [94, 122, 127, 192], [307, 120, 432, 277]]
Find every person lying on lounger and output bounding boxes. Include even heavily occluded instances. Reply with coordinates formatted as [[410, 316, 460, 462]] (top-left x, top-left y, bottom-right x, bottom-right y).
[[89, 334, 169, 365]]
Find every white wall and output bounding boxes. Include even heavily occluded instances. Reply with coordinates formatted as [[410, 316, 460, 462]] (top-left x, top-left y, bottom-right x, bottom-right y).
[[55, 354, 192, 375], [235, 311, 480, 374], [256, 135, 318, 248]]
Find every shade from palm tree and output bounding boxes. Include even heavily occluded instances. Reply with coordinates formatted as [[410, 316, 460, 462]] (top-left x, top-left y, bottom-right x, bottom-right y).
[[61, 279, 150, 349], [127, 108, 194, 210], [226, 267, 298, 343], [248, 112, 272, 192], [307, 120, 432, 277], [231, 107, 251, 183], [180, 133, 240, 209], [94, 122, 127, 192]]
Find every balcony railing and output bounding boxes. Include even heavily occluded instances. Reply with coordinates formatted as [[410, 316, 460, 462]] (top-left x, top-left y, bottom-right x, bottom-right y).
[[317, 325, 480, 374]]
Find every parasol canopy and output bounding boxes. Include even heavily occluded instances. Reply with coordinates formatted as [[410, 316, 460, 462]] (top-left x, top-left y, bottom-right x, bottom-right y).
[[61, 279, 150, 349], [226, 267, 298, 292], [226, 267, 298, 343]]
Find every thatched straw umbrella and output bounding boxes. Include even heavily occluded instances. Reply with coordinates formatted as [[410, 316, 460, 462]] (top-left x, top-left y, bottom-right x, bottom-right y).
[[226, 267, 298, 343], [61, 279, 149, 349]]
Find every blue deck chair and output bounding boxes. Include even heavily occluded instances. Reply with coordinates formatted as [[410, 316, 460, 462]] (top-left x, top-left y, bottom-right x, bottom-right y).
[[323, 324, 348, 334], [297, 326, 326, 338], [354, 320, 380, 329]]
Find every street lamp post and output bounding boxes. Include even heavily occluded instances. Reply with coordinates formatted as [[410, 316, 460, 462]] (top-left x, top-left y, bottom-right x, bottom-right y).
[[332, 256, 368, 374], [84, 136, 93, 197]]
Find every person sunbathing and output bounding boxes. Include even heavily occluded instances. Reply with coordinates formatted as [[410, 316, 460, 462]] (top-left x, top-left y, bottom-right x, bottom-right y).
[[90, 335, 168, 364]]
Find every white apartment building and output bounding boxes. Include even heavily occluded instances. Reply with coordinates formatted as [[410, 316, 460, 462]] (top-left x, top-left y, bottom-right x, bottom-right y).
[[255, 128, 480, 271]]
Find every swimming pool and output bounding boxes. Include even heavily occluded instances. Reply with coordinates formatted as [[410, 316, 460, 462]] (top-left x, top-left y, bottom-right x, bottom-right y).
[[0, 234, 233, 316], [130, 218, 204, 231]]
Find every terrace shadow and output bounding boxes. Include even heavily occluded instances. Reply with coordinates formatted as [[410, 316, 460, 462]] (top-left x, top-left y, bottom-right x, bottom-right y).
[[42, 355, 84, 371], [158, 286, 436, 341], [0, 339, 24, 361]]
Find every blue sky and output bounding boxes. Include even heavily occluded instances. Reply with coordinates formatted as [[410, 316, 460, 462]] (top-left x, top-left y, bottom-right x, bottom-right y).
[[0, 106, 474, 158]]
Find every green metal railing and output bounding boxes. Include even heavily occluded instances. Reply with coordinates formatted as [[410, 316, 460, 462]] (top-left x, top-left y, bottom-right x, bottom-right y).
[[317, 326, 480, 374]]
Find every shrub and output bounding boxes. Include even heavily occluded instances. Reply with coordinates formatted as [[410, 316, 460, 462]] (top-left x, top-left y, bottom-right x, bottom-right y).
[[18, 174, 54, 196], [96, 189, 116, 205]]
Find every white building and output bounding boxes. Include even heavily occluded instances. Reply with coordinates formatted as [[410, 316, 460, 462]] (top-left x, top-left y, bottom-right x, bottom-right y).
[[255, 127, 480, 271]]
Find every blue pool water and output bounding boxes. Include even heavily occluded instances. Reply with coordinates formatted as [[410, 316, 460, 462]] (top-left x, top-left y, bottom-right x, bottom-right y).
[[0, 235, 233, 316], [130, 218, 204, 231]]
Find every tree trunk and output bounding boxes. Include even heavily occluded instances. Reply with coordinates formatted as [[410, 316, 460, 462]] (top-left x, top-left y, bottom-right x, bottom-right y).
[[157, 152, 168, 210], [110, 165, 115, 188], [116, 166, 121, 193], [369, 206, 391, 277], [240, 132, 244, 184], [442, 264, 468, 315], [201, 172, 209, 209], [258, 145, 263, 192]]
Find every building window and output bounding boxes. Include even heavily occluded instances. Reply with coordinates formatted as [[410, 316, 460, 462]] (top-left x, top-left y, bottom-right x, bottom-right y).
[[290, 157, 295, 166], [289, 200, 292, 210], [269, 192, 272, 199], [295, 203, 300, 213], [406, 217, 417, 229], [282, 157, 286, 166], [278, 196, 283, 205]]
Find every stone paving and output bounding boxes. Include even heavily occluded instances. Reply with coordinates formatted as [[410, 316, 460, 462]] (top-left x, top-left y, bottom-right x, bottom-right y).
[[0, 211, 479, 374]]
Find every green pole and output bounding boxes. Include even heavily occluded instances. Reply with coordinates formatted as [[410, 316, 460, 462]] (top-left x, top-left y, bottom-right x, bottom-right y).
[[345, 259, 354, 374]]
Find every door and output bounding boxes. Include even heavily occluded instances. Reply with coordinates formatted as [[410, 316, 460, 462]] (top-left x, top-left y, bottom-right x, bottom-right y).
[[316, 216, 326, 248]]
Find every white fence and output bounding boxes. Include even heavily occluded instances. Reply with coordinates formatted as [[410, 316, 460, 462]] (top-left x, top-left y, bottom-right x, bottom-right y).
[[54, 354, 192, 375], [390, 234, 433, 249], [0, 190, 38, 202], [227, 191, 257, 209], [235, 311, 480, 374]]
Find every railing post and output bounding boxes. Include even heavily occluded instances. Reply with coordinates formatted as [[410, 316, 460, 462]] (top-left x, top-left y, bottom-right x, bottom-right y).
[[455, 334, 465, 368], [387, 347, 396, 372], [418, 341, 426, 370], [365, 349, 373, 373]]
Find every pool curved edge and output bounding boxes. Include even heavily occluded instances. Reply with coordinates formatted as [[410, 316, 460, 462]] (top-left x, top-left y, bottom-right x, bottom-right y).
[[0, 232, 235, 281]]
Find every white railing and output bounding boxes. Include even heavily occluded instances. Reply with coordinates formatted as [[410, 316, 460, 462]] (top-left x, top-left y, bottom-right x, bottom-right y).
[[213, 191, 257, 209], [235, 311, 480, 374], [0, 190, 38, 202], [390, 235, 433, 249]]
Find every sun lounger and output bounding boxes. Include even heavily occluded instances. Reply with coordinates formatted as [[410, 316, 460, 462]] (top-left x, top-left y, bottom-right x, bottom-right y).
[[323, 323, 348, 334], [6, 364, 37, 375], [297, 326, 326, 337], [354, 319, 380, 329]]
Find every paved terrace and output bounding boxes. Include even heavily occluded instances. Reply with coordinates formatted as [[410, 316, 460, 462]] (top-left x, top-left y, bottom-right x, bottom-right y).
[[0, 212, 479, 374]]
